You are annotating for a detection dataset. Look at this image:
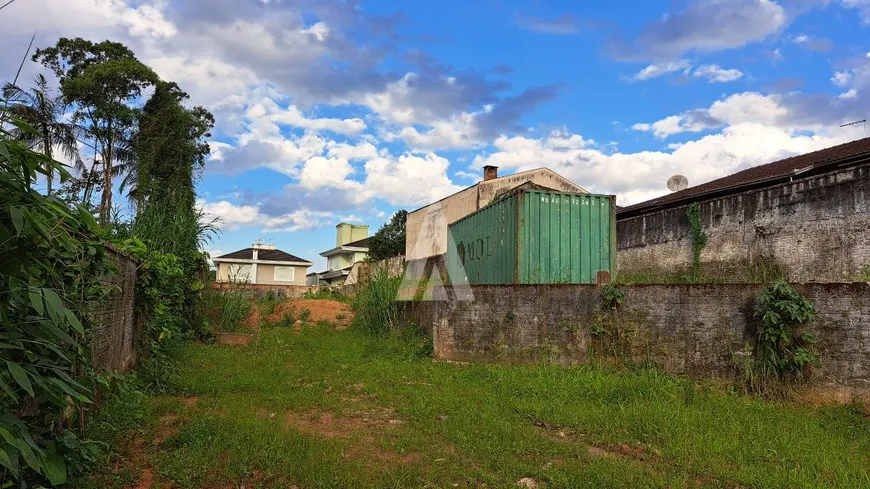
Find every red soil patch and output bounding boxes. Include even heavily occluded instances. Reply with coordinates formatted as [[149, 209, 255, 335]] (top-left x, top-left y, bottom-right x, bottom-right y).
[[285, 407, 402, 439], [245, 304, 262, 331], [794, 386, 870, 416], [215, 333, 254, 346], [153, 414, 180, 446], [345, 435, 421, 465], [285, 408, 417, 466], [266, 299, 353, 329], [132, 467, 154, 489]]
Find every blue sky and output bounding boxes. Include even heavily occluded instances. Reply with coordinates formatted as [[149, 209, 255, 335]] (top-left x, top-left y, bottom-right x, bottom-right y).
[[2, 0, 869, 268]]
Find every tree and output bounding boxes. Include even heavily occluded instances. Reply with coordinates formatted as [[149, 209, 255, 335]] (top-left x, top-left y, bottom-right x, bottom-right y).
[[131, 81, 214, 213], [33, 38, 158, 224], [368, 210, 407, 262], [2, 74, 79, 195]]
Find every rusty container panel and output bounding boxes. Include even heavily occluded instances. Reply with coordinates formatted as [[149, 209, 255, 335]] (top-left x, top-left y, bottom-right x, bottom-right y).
[[518, 190, 615, 284], [446, 192, 518, 285]]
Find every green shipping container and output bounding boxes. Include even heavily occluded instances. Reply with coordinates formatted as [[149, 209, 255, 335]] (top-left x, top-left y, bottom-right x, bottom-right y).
[[446, 187, 616, 285]]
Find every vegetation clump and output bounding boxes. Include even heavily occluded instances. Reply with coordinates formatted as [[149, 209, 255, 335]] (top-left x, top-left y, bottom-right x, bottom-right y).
[[351, 266, 403, 336], [2, 35, 214, 486], [746, 280, 818, 396], [686, 202, 708, 280]]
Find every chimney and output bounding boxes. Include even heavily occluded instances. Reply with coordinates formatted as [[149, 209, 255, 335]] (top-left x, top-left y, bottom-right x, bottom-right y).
[[252, 239, 276, 251], [483, 165, 499, 181]]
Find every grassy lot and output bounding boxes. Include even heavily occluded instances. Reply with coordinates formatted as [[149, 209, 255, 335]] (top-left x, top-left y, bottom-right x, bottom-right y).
[[80, 323, 870, 489]]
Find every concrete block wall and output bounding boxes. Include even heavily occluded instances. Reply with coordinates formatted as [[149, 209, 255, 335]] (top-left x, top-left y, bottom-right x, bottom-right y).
[[405, 283, 870, 391], [91, 247, 140, 372], [616, 163, 870, 282]]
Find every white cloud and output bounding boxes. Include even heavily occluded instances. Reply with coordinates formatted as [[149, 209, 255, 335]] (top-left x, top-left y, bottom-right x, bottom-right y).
[[199, 200, 262, 231], [147, 56, 257, 108], [632, 115, 712, 138], [633, 92, 789, 138], [363, 74, 436, 126], [400, 113, 480, 150], [325, 141, 382, 161], [473, 124, 860, 205], [298, 156, 362, 190], [693, 64, 744, 83], [632, 60, 692, 81], [707, 92, 787, 126], [208, 133, 328, 176], [262, 209, 334, 233], [839, 89, 858, 99], [841, 0, 870, 24], [199, 200, 344, 233], [362, 153, 464, 206], [265, 104, 366, 135], [832, 71, 853, 87], [3, 0, 176, 40]]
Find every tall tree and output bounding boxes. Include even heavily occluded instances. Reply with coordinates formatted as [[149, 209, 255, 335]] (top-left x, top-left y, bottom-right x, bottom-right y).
[[125, 80, 215, 256], [132, 80, 214, 212], [33, 38, 158, 224], [368, 210, 408, 262], [2, 74, 79, 195]]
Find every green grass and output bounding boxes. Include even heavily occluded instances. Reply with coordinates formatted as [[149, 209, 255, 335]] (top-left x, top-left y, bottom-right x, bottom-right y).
[[200, 286, 251, 333], [79, 325, 870, 489]]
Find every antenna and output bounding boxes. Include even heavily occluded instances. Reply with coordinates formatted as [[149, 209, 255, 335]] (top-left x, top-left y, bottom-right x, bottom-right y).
[[667, 175, 689, 192], [840, 119, 867, 137]]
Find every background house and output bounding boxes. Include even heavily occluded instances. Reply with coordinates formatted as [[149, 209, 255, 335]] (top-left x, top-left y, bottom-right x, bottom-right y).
[[406, 166, 587, 261], [308, 223, 370, 285], [213, 240, 312, 285]]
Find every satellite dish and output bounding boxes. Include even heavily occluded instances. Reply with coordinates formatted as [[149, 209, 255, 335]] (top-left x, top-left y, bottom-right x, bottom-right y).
[[667, 175, 689, 192]]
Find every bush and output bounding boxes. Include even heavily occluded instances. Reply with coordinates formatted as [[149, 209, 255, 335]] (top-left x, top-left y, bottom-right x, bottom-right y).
[[200, 287, 251, 333], [747, 280, 818, 396], [351, 266, 403, 335], [0, 112, 119, 486]]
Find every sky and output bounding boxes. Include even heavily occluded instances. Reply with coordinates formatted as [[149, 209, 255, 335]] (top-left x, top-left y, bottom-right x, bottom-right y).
[[2, 0, 869, 269]]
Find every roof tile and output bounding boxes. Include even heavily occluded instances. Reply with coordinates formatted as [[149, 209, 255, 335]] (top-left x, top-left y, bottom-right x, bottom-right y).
[[214, 248, 311, 263]]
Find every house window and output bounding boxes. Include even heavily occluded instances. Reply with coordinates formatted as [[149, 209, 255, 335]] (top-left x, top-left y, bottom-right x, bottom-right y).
[[274, 266, 295, 282], [227, 264, 252, 283]]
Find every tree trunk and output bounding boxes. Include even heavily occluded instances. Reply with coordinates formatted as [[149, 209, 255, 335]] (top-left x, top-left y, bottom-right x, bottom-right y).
[[100, 123, 114, 226], [44, 133, 53, 196]]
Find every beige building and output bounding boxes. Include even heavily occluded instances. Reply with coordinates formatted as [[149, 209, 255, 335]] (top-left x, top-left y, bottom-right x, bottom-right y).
[[308, 223, 370, 285], [406, 166, 587, 260], [213, 240, 312, 285]]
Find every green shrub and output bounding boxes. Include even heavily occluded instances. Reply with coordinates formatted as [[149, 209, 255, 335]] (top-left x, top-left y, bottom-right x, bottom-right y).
[[601, 283, 625, 309], [200, 287, 250, 333], [748, 280, 818, 396], [297, 307, 312, 323], [1, 111, 112, 486], [351, 266, 403, 335]]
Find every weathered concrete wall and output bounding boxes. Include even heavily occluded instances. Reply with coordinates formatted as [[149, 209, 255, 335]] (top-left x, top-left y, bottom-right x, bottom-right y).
[[92, 247, 140, 372], [405, 283, 870, 391], [407, 169, 586, 260], [346, 255, 405, 285], [210, 282, 314, 298], [617, 163, 870, 282]]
